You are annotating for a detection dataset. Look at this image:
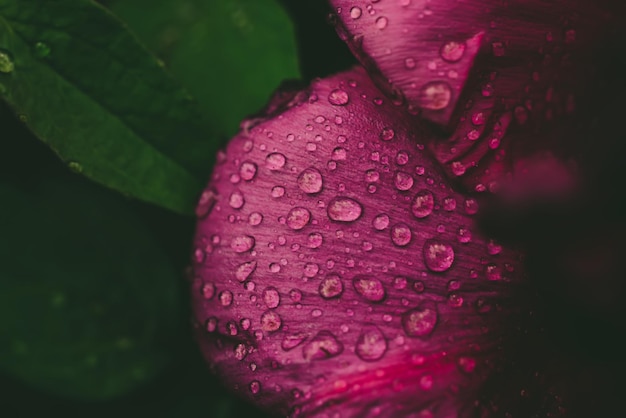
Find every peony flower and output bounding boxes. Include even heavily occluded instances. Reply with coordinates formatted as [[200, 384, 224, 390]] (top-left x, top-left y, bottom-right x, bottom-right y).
[[190, 1, 624, 417]]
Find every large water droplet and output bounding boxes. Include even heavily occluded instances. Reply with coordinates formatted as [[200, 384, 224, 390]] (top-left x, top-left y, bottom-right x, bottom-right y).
[[302, 331, 343, 361], [352, 276, 386, 302], [355, 325, 387, 361], [420, 82, 452, 110], [266, 152, 286, 170], [234, 343, 247, 361], [229, 190, 245, 209], [297, 167, 323, 194], [327, 197, 362, 222], [402, 305, 438, 337], [375, 16, 388, 30], [394, 171, 414, 191], [372, 213, 390, 230], [231, 235, 255, 253], [0, 50, 14, 73], [34, 42, 51, 58], [440, 41, 466, 62], [350, 6, 362, 19], [236, 261, 257, 282], [260, 311, 282, 332], [319, 274, 344, 299], [328, 89, 350, 106], [411, 190, 434, 218], [287, 207, 311, 230], [262, 287, 281, 309], [239, 161, 257, 181], [423, 240, 455, 272], [391, 223, 412, 247], [281, 333, 308, 351]]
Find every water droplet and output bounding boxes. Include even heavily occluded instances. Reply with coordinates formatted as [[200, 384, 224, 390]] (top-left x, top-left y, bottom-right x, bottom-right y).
[[302, 331, 343, 361], [402, 305, 438, 337], [236, 261, 257, 282], [201, 282, 215, 299], [303, 262, 319, 278], [411, 190, 434, 218], [487, 239, 502, 255], [319, 274, 344, 299], [266, 152, 286, 170], [0, 50, 15, 73], [420, 82, 452, 110], [307, 232, 323, 248], [423, 240, 455, 272], [229, 191, 245, 209], [34, 42, 51, 58], [419, 375, 433, 390], [298, 167, 323, 193], [355, 325, 387, 361], [353, 276, 386, 302], [464, 198, 479, 215], [440, 41, 466, 62], [365, 169, 380, 183], [328, 89, 350, 106], [372, 213, 390, 230], [234, 343, 247, 361], [67, 161, 83, 174], [311, 308, 323, 318], [404, 57, 416, 69], [443, 196, 456, 211], [263, 287, 281, 308], [248, 212, 263, 226], [239, 161, 257, 180], [271, 186, 285, 198], [394, 171, 414, 191], [231, 235, 255, 253], [205, 317, 218, 332], [375, 16, 388, 30], [485, 263, 502, 281], [395, 151, 409, 165], [287, 207, 311, 230], [282, 333, 308, 351], [249, 380, 261, 394], [350, 6, 362, 19], [391, 223, 412, 247], [196, 189, 217, 218], [327, 197, 363, 222], [331, 147, 347, 161], [219, 290, 233, 307], [260, 311, 282, 332], [380, 127, 395, 141]]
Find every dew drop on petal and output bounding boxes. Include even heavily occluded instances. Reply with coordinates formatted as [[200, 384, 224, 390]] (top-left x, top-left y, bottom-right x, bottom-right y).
[[402, 305, 438, 337], [350, 6, 362, 19], [307, 232, 323, 248], [458, 356, 477, 373], [372, 214, 390, 231], [282, 333, 308, 351], [262, 287, 281, 309], [287, 207, 311, 230], [229, 191, 245, 209], [375, 16, 388, 30], [302, 331, 344, 361], [219, 290, 233, 307], [394, 171, 414, 191], [353, 276, 386, 302], [201, 282, 215, 299], [440, 41, 466, 62], [266, 152, 286, 170], [355, 325, 387, 361], [298, 167, 323, 193], [420, 82, 452, 110], [423, 240, 455, 272], [249, 380, 261, 394], [391, 223, 412, 247], [231, 236, 255, 253], [239, 161, 257, 180], [248, 212, 263, 226], [328, 89, 350, 106], [411, 190, 434, 218], [236, 261, 257, 282], [327, 197, 363, 222], [271, 186, 285, 198], [260, 311, 282, 332], [319, 274, 344, 299], [380, 127, 395, 141]]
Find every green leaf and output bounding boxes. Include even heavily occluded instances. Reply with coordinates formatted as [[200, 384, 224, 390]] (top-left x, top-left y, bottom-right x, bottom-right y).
[[0, 0, 217, 215], [109, 0, 300, 137], [0, 176, 181, 400]]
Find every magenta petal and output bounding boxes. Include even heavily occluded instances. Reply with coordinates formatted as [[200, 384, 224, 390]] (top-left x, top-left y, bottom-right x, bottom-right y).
[[329, 0, 615, 192], [191, 67, 526, 417]]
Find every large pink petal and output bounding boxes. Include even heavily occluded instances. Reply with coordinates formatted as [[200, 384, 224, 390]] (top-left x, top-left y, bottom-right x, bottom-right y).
[[190, 67, 528, 417], [329, 0, 617, 192]]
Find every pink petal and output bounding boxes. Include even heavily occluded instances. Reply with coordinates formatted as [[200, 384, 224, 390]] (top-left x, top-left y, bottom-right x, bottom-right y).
[[329, 0, 616, 192], [191, 67, 527, 417]]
